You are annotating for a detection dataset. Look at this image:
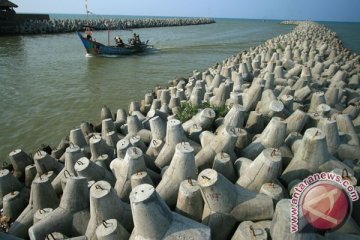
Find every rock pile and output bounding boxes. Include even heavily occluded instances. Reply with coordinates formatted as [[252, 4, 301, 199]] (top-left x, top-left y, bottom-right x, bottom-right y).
[[1, 21, 359, 239], [17, 17, 215, 34]]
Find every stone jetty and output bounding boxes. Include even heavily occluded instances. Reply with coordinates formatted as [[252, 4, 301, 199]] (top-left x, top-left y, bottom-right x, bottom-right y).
[[16, 17, 215, 34], [1, 21, 360, 239]]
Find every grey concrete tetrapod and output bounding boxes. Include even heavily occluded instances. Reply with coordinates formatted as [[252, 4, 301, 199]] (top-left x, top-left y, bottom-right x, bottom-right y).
[[25, 164, 37, 187], [130, 171, 153, 189], [8, 149, 33, 181], [33, 150, 64, 175], [243, 82, 264, 111], [245, 111, 264, 134], [182, 108, 216, 132], [212, 152, 236, 182], [8, 175, 59, 238], [209, 82, 229, 107], [28, 177, 90, 239], [95, 219, 130, 240], [129, 184, 211, 240], [198, 169, 273, 240], [270, 199, 320, 240], [52, 144, 84, 195], [69, 128, 88, 149], [281, 128, 330, 184], [199, 168, 274, 220], [336, 114, 360, 146], [2, 190, 27, 221], [217, 104, 246, 130], [114, 147, 148, 202], [317, 118, 340, 155], [241, 117, 287, 160], [74, 157, 116, 186], [259, 182, 285, 203], [155, 119, 186, 168], [101, 118, 116, 140], [89, 136, 114, 160], [85, 180, 133, 239], [156, 142, 197, 207], [175, 179, 204, 222], [285, 109, 308, 134], [231, 221, 268, 240], [149, 115, 167, 140], [0, 169, 23, 208], [237, 148, 282, 191], [146, 116, 166, 159], [195, 126, 237, 171]]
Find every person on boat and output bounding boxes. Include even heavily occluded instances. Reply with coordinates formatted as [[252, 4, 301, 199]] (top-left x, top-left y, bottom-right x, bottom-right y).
[[129, 33, 141, 46], [115, 36, 124, 47], [135, 34, 141, 44], [85, 27, 93, 40]]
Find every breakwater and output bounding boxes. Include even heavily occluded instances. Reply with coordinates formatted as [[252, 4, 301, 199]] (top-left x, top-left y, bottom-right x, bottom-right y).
[[1, 21, 359, 239], [16, 17, 215, 34]]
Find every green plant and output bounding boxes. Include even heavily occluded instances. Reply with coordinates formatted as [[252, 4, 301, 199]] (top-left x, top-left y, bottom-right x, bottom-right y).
[[176, 102, 199, 123], [175, 101, 230, 123], [276, 44, 284, 52]]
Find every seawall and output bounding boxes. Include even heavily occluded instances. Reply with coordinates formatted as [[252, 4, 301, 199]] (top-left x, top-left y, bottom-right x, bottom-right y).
[[1, 17, 215, 35]]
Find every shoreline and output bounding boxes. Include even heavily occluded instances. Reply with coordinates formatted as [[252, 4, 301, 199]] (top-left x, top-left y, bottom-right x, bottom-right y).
[[1, 21, 359, 239]]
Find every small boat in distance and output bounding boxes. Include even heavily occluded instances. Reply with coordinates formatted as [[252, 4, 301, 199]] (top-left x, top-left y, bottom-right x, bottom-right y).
[[77, 30, 151, 57]]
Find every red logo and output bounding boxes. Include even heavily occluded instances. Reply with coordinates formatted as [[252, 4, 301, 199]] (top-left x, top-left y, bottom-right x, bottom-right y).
[[301, 182, 351, 231]]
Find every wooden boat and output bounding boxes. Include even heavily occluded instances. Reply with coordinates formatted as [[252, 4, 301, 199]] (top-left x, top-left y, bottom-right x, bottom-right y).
[[77, 32, 151, 56]]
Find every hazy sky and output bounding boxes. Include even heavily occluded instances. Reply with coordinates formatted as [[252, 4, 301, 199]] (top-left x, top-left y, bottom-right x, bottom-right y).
[[14, 0, 360, 22]]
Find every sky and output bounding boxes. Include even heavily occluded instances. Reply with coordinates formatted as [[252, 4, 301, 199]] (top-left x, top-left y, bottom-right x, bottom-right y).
[[14, 0, 360, 22]]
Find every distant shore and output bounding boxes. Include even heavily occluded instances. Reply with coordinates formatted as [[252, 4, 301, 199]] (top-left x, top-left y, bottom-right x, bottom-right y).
[[5, 17, 216, 35]]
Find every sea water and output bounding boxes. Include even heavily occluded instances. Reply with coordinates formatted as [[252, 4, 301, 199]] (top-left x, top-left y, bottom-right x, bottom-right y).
[[0, 15, 359, 163]]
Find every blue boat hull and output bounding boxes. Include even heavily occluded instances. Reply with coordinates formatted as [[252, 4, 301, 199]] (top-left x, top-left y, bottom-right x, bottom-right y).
[[77, 32, 149, 56]]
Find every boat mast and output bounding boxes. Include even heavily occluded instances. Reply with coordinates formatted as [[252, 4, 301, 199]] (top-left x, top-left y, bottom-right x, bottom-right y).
[[85, 0, 88, 18]]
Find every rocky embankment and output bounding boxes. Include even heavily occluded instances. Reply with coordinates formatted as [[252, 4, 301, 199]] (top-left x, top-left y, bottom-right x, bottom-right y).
[[17, 17, 215, 34], [1, 21, 360, 239]]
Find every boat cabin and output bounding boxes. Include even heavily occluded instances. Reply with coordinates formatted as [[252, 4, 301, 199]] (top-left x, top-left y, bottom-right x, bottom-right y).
[[0, 0, 17, 17]]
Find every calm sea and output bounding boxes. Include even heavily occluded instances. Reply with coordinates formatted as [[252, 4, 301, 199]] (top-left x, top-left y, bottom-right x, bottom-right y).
[[0, 15, 359, 163]]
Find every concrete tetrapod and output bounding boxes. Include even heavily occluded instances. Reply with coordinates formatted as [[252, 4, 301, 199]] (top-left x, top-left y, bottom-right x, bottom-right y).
[[2, 191, 27, 221], [195, 126, 237, 171], [8, 176, 59, 238], [8, 149, 33, 181], [0, 169, 24, 208], [156, 142, 197, 207], [52, 144, 84, 195], [270, 199, 320, 240], [85, 180, 133, 239], [317, 118, 341, 155], [74, 157, 116, 186], [231, 221, 268, 240], [182, 108, 216, 132], [95, 219, 130, 240], [281, 128, 330, 184], [33, 150, 64, 175], [28, 177, 90, 239], [175, 179, 204, 222], [217, 104, 246, 131], [198, 169, 274, 240], [89, 136, 114, 161], [155, 119, 186, 168], [70, 128, 88, 149], [237, 148, 282, 191], [113, 147, 157, 202], [129, 184, 211, 240], [241, 117, 287, 160]]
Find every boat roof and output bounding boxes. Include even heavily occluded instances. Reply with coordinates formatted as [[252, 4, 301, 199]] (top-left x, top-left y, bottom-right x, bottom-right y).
[[0, 0, 18, 8]]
